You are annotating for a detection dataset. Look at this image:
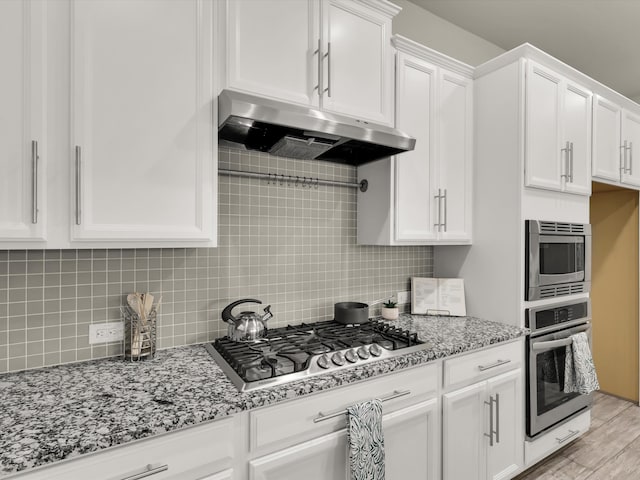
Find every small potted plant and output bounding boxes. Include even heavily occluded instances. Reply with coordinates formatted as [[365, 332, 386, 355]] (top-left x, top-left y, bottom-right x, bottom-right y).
[[381, 298, 399, 321]]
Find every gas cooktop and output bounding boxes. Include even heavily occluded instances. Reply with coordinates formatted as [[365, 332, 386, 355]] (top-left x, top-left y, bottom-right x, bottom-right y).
[[205, 319, 425, 391]]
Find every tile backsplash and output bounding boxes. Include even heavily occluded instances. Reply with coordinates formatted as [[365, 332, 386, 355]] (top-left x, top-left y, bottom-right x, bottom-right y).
[[0, 148, 433, 373]]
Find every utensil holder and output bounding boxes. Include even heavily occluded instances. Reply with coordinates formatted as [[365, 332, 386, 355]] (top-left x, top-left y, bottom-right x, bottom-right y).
[[121, 306, 157, 361]]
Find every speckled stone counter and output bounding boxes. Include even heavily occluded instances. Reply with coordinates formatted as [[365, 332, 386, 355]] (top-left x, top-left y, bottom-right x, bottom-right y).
[[0, 314, 526, 477]]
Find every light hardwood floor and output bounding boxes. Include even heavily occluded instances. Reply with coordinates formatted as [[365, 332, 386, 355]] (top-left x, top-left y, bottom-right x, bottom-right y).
[[515, 392, 640, 479]]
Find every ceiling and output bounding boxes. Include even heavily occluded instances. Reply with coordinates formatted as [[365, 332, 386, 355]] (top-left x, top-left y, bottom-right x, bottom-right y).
[[409, 0, 640, 100]]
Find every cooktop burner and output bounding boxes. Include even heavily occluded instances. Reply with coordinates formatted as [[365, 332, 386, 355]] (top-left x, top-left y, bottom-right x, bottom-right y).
[[205, 319, 425, 391]]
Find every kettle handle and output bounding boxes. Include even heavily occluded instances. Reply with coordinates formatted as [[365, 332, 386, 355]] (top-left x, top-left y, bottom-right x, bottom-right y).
[[221, 298, 262, 324]]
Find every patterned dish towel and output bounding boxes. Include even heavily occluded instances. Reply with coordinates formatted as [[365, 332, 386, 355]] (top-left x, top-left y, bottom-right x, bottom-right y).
[[346, 399, 386, 480], [564, 332, 600, 394]]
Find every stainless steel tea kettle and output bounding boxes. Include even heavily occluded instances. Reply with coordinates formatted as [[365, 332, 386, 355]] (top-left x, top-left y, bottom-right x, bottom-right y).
[[222, 298, 273, 342]]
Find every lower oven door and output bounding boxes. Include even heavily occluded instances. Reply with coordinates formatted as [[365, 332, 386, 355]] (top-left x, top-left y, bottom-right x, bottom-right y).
[[527, 322, 593, 437]]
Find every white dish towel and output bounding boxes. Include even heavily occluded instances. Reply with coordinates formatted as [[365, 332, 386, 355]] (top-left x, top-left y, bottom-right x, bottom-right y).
[[346, 399, 386, 480], [564, 332, 600, 395]]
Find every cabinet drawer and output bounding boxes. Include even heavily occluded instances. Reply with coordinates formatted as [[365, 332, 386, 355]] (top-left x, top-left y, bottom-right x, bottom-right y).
[[443, 340, 522, 390], [12, 417, 237, 480], [249, 363, 439, 455], [525, 410, 591, 467]]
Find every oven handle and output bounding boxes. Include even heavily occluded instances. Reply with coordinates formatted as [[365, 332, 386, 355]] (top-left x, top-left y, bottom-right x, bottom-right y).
[[531, 324, 590, 353]]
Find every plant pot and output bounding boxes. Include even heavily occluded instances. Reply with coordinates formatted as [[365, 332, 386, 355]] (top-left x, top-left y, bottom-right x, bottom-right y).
[[381, 306, 399, 321]]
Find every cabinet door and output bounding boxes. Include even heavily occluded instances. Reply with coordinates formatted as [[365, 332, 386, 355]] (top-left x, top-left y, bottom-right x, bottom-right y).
[[0, 0, 46, 242], [437, 69, 473, 242], [562, 81, 592, 195], [226, 0, 320, 107], [486, 369, 523, 480], [525, 61, 563, 192], [394, 52, 438, 242], [384, 398, 440, 480], [321, 0, 393, 125], [71, 0, 216, 244], [621, 110, 640, 187], [249, 430, 348, 480], [592, 95, 622, 182], [443, 381, 486, 480]]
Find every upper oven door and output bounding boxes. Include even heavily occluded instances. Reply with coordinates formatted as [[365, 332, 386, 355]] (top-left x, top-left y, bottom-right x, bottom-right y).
[[528, 322, 593, 437]]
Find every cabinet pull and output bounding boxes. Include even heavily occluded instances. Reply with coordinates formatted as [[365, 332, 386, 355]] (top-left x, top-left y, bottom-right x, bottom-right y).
[[314, 39, 321, 94], [569, 142, 574, 182], [495, 393, 500, 444], [561, 141, 571, 180], [442, 188, 447, 232], [434, 189, 442, 231], [313, 389, 411, 423], [477, 359, 511, 371], [484, 395, 497, 447], [31, 140, 39, 224], [555, 429, 579, 444], [120, 464, 168, 480], [621, 140, 629, 174], [630, 141, 633, 175], [75, 146, 82, 225], [323, 42, 331, 98]]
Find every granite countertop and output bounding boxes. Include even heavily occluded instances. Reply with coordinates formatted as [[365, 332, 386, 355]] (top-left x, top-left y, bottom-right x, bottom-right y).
[[0, 314, 526, 477]]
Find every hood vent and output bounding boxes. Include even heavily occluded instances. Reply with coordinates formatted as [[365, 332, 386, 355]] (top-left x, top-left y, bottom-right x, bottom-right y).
[[218, 90, 416, 166]]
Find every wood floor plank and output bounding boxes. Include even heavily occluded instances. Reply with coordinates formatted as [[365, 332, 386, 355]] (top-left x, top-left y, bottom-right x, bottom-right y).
[[513, 453, 593, 480], [591, 391, 633, 423], [561, 404, 640, 470], [587, 433, 640, 480]]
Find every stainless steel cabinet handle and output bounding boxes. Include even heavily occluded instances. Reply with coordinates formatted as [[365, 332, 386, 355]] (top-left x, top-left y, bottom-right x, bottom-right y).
[[495, 393, 500, 443], [477, 359, 511, 371], [621, 140, 629, 174], [323, 42, 331, 98], [314, 39, 321, 95], [569, 142, 574, 182], [121, 464, 169, 480], [75, 146, 82, 225], [630, 141, 633, 175], [484, 395, 497, 447], [313, 389, 411, 423], [555, 429, 579, 444], [433, 189, 441, 231], [561, 141, 571, 180], [31, 140, 39, 224], [442, 188, 447, 232]]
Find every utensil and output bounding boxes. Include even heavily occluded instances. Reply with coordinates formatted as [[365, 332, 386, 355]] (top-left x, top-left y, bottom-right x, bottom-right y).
[[334, 302, 369, 324], [222, 298, 273, 342]]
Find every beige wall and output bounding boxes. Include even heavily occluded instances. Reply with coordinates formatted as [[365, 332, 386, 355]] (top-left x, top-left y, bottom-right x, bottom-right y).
[[392, 0, 505, 67]]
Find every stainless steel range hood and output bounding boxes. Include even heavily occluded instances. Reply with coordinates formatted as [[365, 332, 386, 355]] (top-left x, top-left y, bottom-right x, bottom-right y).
[[218, 89, 415, 166]]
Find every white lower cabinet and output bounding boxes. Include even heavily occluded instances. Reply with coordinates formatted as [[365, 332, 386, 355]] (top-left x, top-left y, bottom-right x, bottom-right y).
[[442, 343, 524, 480], [250, 397, 439, 480]]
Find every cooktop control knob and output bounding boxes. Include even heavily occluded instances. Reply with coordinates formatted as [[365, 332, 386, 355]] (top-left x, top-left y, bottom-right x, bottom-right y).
[[331, 352, 346, 366], [317, 354, 331, 369], [357, 346, 370, 360], [369, 344, 382, 357], [345, 349, 358, 363]]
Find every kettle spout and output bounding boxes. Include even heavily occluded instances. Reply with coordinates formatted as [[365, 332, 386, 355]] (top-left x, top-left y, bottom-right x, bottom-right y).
[[261, 305, 273, 323]]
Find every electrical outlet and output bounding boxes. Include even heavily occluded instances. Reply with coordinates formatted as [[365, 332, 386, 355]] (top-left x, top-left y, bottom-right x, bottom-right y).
[[89, 322, 124, 344], [397, 291, 410, 305]]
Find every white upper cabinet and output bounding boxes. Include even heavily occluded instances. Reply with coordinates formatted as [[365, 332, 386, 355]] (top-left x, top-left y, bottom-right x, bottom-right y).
[[592, 95, 640, 188], [437, 69, 473, 241], [394, 52, 438, 242], [226, 0, 320, 107], [0, 0, 46, 243], [224, 0, 398, 125], [70, 0, 216, 245], [358, 36, 473, 245], [320, 0, 394, 124], [525, 61, 592, 196]]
